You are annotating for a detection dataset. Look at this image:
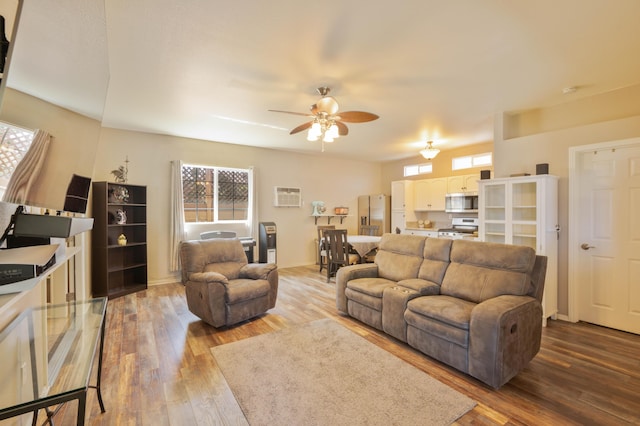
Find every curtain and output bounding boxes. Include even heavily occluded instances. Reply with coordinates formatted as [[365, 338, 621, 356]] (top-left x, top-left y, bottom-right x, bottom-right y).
[[169, 160, 186, 272], [249, 166, 257, 239], [2, 129, 51, 205]]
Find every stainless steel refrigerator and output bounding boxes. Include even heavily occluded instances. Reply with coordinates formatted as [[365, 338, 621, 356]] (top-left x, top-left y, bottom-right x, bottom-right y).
[[358, 194, 390, 236]]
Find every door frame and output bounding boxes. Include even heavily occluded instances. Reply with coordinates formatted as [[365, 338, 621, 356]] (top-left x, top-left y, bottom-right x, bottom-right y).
[[568, 137, 640, 323]]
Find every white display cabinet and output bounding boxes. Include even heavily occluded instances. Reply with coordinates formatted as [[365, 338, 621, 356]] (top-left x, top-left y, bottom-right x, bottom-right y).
[[478, 175, 558, 325]]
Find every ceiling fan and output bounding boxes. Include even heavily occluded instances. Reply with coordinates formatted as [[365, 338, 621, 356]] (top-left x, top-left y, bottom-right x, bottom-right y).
[[269, 87, 379, 149]]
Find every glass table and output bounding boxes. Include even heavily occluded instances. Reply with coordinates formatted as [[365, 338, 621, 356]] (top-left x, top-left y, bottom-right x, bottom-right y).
[[0, 298, 107, 425]]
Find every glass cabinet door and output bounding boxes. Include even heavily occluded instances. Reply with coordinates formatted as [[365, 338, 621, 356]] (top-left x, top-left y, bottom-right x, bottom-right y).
[[482, 183, 506, 244], [511, 181, 538, 250]]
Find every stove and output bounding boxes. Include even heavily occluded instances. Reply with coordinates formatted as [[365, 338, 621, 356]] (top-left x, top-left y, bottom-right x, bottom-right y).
[[438, 217, 479, 239]]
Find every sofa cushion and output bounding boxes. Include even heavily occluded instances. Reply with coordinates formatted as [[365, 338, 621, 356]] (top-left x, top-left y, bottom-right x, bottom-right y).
[[375, 234, 426, 282], [405, 295, 476, 348], [440, 240, 536, 303], [225, 279, 270, 304], [181, 239, 247, 281], [346, 277, 396, 311], [407, 295, 475, 331], [417, 238, 452, 284]]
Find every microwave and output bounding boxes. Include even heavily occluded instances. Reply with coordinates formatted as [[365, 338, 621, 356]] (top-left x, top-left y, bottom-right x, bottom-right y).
[[445, 193, 478, 213]]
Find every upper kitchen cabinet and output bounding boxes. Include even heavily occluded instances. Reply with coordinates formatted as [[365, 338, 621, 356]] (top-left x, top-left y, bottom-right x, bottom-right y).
[[447, 174, 480, 193], [391, 180, 414, 211], [414, 178, 447, 211]]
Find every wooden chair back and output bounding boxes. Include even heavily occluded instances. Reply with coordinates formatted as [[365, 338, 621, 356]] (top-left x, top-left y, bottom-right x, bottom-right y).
[[317, 225, 335, 272], [324, 229, 352, 282], [359, 225, 380, 236]]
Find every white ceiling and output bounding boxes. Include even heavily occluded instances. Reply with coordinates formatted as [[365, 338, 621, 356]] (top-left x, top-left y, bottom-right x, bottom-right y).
[[5, 0, 640, 162]]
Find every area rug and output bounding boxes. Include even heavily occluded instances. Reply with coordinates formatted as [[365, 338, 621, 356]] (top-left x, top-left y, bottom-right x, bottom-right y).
[[211, 319, 476, 425]]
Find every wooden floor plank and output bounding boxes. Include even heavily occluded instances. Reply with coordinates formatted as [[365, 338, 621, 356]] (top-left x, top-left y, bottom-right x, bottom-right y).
[[56, 264, 640, 425]]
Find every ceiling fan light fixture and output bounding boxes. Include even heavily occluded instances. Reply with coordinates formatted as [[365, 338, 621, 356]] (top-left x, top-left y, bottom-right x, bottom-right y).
[[327, 123, 340, 138], [420, 141, 440, 160], [270, 86, 378, 152], [307, 121, 321, 140]]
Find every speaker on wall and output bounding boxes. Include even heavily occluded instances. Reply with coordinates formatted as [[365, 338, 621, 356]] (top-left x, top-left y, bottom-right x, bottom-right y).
[[480, 170, 491, 180], [63, 174, 92, 213], [536, 163, 549, 175]]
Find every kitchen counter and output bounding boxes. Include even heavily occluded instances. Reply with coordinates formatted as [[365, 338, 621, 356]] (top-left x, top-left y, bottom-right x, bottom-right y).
[[404, 228, 439, 237]]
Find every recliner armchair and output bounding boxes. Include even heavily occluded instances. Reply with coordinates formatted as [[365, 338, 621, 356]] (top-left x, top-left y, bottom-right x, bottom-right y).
[[179, 238, 278, 327]]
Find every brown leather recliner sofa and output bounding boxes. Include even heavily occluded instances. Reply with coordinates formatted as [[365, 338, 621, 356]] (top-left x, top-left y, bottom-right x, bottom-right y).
[[336, 233, 547, 388], [180, 238, 278, 327]]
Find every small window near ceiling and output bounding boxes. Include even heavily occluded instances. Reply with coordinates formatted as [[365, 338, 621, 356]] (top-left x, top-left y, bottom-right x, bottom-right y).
[[452, 153, 492, 171], [182, 164, 251, 223], [404, 163, 433, 177]]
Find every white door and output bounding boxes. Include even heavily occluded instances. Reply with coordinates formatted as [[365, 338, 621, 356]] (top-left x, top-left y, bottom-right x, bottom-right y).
[[575, 142, 640, 334]]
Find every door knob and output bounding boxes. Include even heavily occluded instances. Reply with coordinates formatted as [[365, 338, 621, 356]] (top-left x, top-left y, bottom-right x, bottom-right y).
[[580, 243, 595, 250]]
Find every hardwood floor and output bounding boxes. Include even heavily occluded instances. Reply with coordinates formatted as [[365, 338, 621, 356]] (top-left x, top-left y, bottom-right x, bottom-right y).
[[51, 265, 640, 425]]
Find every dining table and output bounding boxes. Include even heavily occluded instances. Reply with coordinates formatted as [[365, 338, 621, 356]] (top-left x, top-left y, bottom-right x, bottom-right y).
[[347, 235, 382, 260]]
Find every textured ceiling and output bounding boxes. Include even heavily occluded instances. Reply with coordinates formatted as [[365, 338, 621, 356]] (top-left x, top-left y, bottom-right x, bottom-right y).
[[5, 0, 640, 161]]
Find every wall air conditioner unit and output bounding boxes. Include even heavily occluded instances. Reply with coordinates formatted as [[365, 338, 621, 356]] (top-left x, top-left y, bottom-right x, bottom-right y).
[[274, 186, 302, 207]]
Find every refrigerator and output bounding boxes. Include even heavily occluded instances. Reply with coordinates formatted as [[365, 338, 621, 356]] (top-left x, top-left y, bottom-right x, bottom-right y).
[[358, 194, 391, 236]]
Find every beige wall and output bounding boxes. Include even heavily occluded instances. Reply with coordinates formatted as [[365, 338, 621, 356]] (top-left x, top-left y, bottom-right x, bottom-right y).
[[0, 89, 101, 212], [381, 142, 494, 186], [92, 128, 383, 284], [1, 89, 383, 291], [4, 82, 640, 313], [494, 84, 640, 317]]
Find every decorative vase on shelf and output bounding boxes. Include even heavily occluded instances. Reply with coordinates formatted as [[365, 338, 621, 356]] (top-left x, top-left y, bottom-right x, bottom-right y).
[[116, 209, 127, 224], [311, 201, 326, 216], [118, 234, 127, 246]]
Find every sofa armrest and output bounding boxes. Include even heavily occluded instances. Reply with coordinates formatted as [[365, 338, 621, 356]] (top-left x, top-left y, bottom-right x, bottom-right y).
[[336, 263, 379, 312], [468, 295, 542, 388], [239, 263, 279, 308], [184, 273, 229, 327], [188, 271, 229, 285], [240, 263, 277, 279]]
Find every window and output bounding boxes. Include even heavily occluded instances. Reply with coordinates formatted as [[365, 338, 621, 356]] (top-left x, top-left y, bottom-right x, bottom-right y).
[[403, 163, 433, 177], [452, 152, 492, 171], [182, 164, 252, 223], [0, 122, 35, 198]]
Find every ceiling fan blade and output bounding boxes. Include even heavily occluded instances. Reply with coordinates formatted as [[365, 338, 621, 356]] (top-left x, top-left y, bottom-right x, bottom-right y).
[[290, 121, 312, 135], [268, 109, 314, 117], [336, 111, 379, 123], [335, 121, 349, 136]]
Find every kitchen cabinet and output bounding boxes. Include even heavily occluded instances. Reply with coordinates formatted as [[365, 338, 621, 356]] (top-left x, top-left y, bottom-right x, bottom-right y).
[[406, 229, 438, 237], [414, 178, 447, 211], [92, 182, 148, 299], [391, 180, 416, 232], [447, 173, 479, 193], [478, 175, 558, 325], [391, 180, 414, 210]]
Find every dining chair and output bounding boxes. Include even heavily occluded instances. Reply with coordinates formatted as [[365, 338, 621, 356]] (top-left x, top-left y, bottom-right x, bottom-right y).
[[324, 229, 360, 282], [317, 225, 335, 272], [359, 225, 380, 236]]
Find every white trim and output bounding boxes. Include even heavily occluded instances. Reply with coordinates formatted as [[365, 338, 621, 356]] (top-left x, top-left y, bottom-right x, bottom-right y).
[[567, 137, 640, 323]]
